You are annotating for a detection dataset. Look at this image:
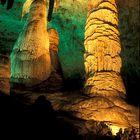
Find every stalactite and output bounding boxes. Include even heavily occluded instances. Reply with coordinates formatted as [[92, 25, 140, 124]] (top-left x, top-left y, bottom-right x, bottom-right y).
[[10, 0, 51, 86], [47, 0, 54, 21]]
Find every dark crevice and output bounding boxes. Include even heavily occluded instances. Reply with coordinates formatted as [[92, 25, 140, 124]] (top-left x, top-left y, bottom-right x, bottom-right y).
[[85, 33, 119, 44], [86, 17, 118, 30]]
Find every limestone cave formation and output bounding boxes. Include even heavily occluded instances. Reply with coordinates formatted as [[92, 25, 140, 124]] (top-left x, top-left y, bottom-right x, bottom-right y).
[[0, 0, 139, 139], [10, 0, 51, 86]]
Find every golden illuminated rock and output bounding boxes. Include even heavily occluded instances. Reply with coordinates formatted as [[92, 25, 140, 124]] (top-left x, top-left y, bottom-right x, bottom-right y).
[[46, 28, 63, 90], [48, 28, 59, 52], [54, 0, 60, 12], [48, 28, 62, 75], [26, 28, 63, 92], [10, 0, 51, 86], [83, 0, 139, 134], [22, 0, 34, 18], [84, 72, 125, 97], [0, 54, 10, 95], [84, 0, 125, 96]]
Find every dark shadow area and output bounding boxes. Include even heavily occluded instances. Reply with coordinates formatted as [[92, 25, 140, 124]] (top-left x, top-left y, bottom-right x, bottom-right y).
[[122, 73, 140, 107], [117, 1, 140, 107], [0, 92, 82, 139], [62, 77, 85, 91], [0, 91, 138, 140]]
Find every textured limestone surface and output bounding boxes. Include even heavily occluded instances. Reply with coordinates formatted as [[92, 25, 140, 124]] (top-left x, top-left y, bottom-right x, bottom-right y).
[[84, 0, 126, 98], [10, 0, 51, 85]]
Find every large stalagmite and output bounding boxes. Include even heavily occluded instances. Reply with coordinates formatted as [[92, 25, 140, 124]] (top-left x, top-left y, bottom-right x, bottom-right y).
[[84, 0, 125, 97], [10, 0, 51, 86], [82, 0, 139, 134]]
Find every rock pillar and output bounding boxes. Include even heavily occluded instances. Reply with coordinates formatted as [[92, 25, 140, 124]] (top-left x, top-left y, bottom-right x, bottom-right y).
[[84, 0, 126, 97], [10, 0, 51, 86]]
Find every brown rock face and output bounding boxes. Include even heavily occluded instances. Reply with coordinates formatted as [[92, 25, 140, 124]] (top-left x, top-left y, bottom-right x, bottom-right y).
[[10, 0, 51, 86], [0, 54, 10, 95]]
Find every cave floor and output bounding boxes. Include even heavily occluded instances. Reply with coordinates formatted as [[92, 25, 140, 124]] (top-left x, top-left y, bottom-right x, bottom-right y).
[[10, 85, 139, 138]]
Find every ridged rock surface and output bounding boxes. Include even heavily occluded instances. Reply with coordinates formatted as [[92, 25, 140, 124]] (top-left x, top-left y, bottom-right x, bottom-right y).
[[84, 0, 125, 96]]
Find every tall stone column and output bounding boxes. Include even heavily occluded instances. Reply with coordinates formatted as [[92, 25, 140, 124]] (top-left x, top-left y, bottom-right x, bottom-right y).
[[10, 0, 51, 86], [84, 0, 126, 98], [81, 0, 139, 134]]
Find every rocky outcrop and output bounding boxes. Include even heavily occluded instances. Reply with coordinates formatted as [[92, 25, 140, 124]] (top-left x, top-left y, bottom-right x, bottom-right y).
[[10, 0, 51, 86], [0, 54, 10, 95]]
